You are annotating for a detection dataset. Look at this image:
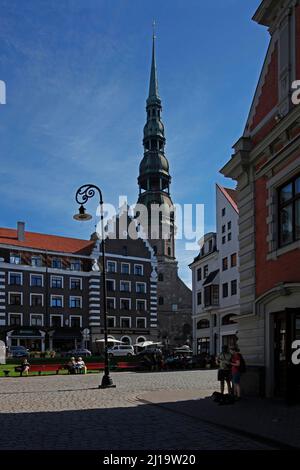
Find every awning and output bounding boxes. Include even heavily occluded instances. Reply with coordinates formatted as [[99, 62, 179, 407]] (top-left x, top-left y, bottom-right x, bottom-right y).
[[203, 269, 219, 286], [11, 329, 42, 338]]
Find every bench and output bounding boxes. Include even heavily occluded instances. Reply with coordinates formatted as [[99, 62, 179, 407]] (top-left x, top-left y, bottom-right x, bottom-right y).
[[117, 361, 138, 371], [15, 364, 64, 376], [3, 369, 10, 377], [85, 362, 105, 372]]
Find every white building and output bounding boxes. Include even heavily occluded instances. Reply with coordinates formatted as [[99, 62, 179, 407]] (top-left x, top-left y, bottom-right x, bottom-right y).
[[190, 185, 239, 356]]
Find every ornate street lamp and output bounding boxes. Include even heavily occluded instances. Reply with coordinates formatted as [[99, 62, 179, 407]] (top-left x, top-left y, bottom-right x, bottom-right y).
[[73, 184, 115, 389]]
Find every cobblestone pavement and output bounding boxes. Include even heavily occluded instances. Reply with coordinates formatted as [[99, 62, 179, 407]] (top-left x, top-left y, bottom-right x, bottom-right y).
[[0, 370, 275, 450]]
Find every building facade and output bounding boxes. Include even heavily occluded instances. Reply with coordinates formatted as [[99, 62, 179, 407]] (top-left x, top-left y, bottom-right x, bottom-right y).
[[221, 0, 300, 401], [190, 186, 239, 356], [136, 34, 192, 347], [0, 221, 158, 353]]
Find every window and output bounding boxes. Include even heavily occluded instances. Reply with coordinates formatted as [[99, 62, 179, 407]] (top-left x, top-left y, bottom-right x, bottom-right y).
[[121, 263, 130, 275], [50, 315, 62, 327], [70, 260, 81, 271], [120, 281, 131, 292], [222, 225, 226, 233], [222, 257, 228, 271], [120, 317, 131, 328], [120, 299, 130, 310], [231, 280, 237, 296], [158, 296, 164, 305], [231, 253, 237, 267], [9, 272, 22, 286], [197, 319, 210, 329], [52, 258, 62, 269], [51, 296, 63, 308], [107, 317, 116, 328], [158, 273, 164, 282], [172, 303, 178, 311], [228, 221, 232, 230], [204, 285, 219, 307], [222, 314, 238, 325], [107, 298, 116, 310], [107, 261, 117, 273], [197, 268, 201, 281], [134, 264, 143, 276], [222, 236, 226, 245], [30, 274, 43, 287], [222, 283, 228, 298], [8, 293, 22, 306], [9, 314, 22, 326], [222, 208, 226, 217], [136, 300, 146, 312], [10, 253, 21, 264], [197, 291, 202, 305], [70, 278, 81, 290], [30, 294, 43, 307], [31, 255, 42, 267], [136, 282, 146, 294], [228, 232, 232, 241], [136, 318, 146, 329], [69, 296, 81, 308], [70, 317, 81, 328], [51, 276, 63, 289], [106, 280, 115, 292], [278, 174, 300, 246], [30, 314, 42, 327], [30, 314, 43, 327], [204, 265, 208, 278], [167, 247, 171, 256]]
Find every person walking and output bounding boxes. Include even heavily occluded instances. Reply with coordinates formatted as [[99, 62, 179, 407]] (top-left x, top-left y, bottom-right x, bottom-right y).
[[216, 345, 232, 395]]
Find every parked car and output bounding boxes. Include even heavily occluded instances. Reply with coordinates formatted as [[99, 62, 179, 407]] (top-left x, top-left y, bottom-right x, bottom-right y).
[[66, 348, 92, 357], [108, 345, 135, 357], [8, 346, 29, 358]]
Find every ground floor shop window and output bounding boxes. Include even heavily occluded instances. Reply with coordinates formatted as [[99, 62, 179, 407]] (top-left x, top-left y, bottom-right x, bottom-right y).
[[197, 337, 210, 354]]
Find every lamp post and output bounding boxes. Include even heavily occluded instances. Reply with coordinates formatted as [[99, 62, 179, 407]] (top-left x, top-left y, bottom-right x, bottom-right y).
[[73, 184, 115, 389]]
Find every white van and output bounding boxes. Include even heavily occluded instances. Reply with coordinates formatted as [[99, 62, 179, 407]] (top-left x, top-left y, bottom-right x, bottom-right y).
[[108, 345, 135, 357]]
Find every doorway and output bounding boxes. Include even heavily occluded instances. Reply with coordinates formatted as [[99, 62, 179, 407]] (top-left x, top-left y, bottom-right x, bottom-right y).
[[273, 309, 300, 404]]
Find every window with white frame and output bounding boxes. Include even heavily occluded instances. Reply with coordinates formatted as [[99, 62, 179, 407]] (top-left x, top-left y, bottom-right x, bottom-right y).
[[107, 260, 117, 273], [121, 263, 130, 275], [134, 264, 143, 276], [31, 255, 42, 267], [136, 282, 146, 294], [51, 275, 63, 289], [107, 316, 116, 328], [70, 259, 81, 271], [136, 317, 146, 329], [120, 298, 131, 310], [107, 297, 116, 310], [10, 253, 21, 264], [8, 292, 22, 306], [8, 272, 22, 286], [70, 316, 82, 328], [30, 314, 43, 327], [50, 315, 63, 327], [120, 317, 131, 328], [30, 293, 43, 307], [9, 313, 22, 326], [106, 279, 115, 291], [136, 299, 146, 312], [278, 174, 300, 246], [52, 258, 62, 269], [120, 280, 131, 292], [30, 274, 43, 287], [69, 296, 82, 308], [50, 295, 63, 308], [70, 277, 82, 290]]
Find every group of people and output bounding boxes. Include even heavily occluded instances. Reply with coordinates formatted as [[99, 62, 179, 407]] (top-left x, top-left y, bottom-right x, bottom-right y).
[[216, 345, 244, 399], [66, 357, 87, 374]]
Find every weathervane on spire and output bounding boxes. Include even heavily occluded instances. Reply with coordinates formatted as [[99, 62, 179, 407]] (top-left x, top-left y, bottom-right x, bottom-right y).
[[152, 20, 156, 39]]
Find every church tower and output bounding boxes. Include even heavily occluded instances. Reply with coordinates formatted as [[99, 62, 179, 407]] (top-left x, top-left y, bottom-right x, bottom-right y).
[[137, 32, 175, 261], [137, 31, 192, 348]]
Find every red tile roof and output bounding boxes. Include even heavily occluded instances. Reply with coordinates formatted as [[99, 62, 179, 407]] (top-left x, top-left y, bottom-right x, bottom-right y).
[[217, 185, 239, 213], [0, 227, 94, 254]]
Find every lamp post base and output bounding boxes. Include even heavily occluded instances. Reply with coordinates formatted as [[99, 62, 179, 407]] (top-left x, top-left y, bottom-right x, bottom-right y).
[[99, 374, 116, 389]]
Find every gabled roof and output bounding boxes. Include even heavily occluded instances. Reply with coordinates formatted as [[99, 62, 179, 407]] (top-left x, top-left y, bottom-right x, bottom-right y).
[[0, 227, 94, 254], [217, 184, 239, 213]]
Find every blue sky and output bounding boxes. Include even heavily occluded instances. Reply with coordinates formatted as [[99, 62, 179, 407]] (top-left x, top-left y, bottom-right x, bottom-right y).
[[0, 0, 268, 286]]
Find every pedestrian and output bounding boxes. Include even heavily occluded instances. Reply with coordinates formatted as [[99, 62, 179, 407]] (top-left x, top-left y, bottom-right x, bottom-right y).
[[67, 357, 76, 374], [216, 345, 232, 394], [231, 346, 242, 400], [75, 357, 87, 374]]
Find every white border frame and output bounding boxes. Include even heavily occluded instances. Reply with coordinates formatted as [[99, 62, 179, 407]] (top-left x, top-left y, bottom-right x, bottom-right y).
[[30, 273, 44, 287], [30, 313, 44, 327], [107, 297, 116, 309], [8, 312, 23, 326], [120, 298, 131, 311], [70, 277, 82, 290], [50, 294, 64, 308], [107, 260, 117, 273], [50, 275, 64, 289], [136, 317, 147, 328], [8, 291, 23, 306], [50, 314, 63, 327], [120, 316, 131, 328], [106, 279, 116, 291], [134, 264, 144, 276], [120, 280, 131, 293], [30, 293, 44, 307], [69, 315, 82, 328], [136, 281, 147, 294], [121, 262, 130, 275], [69, 296, 82, 309], [136, 299, 147, 312], [107, 316, 116, 328], [8, 271, 23, 286]]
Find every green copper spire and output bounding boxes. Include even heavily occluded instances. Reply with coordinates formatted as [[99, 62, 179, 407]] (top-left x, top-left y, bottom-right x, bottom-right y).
[[147, 24, 160, 103]]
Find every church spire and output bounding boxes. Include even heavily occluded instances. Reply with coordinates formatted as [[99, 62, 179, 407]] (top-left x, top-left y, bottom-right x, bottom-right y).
[[148, 23, 160, 103]]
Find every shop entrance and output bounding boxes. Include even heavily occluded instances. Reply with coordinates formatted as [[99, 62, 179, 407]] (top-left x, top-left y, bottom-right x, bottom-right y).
[[273, 309, 300, 404]]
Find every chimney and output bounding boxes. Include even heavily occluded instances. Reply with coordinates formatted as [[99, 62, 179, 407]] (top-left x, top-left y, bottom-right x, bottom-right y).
[[17, 221, 25, 241]]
